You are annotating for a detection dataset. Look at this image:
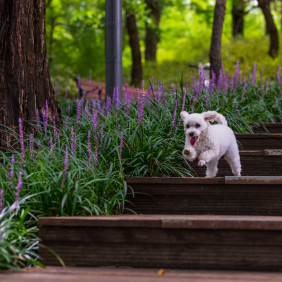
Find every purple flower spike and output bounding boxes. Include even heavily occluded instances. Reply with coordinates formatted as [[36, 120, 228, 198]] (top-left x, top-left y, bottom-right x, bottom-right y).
[[8, 155, 15, 179], [113, 87, 116, 107], [119, 131, 123, 161], [87, 130, 91, 172], [43, 101, 48, 136], [241, 81, 246, 103], [100, 123, 104, 148], [252, 63, 257, 86], [71, 126, 75, 155], [36, 108, 40, 131], [15, 171, 23, 209], [146, 86, 151, 108], [137, 89, 145, 126], [152, 76, 155, 97], [217, 69, 223, 90], [30, 133, 34, 159], [92, 111, 98, 145], [115, 86, 119, 108], [76, 99, 81, 123], [229, 76, 234, 99], [0, 190, 4, 213], [167, 101, 178, 136], [234, 61, 240, 87], [19, 118, 25, 164], [164, 100, 168, 123], [61, 147, 68, 188]]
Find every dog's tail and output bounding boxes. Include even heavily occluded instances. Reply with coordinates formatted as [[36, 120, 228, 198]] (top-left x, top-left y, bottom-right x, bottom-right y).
[[215, 113, 228, 126]]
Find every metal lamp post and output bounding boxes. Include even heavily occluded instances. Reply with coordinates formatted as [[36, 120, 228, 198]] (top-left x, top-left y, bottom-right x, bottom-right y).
[[105, 0, 122, 101]]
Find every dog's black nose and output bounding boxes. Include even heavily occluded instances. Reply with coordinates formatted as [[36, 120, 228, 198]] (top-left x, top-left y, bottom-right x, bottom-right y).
[[189, 132, 194, 137]]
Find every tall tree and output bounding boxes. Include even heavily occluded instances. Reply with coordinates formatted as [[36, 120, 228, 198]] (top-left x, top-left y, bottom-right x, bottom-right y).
[[145, 0, 163, 61], [232, 0, 245, 37], [257, 0, 279, 58], [125, 12, 143, 86], [0, 0, 61, 147], [210, 0, 227, 80]]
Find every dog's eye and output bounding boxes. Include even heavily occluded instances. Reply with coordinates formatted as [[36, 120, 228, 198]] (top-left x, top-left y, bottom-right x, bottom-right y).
[[186, 124, 190, 129], [195, 124, 200, 128]]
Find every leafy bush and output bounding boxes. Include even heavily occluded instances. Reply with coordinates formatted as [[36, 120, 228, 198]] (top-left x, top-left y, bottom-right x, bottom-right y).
[[0, 201, 42, 270]]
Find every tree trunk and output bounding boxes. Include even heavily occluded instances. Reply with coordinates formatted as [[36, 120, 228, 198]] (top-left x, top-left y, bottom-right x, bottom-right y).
[[0, 0, 61, 148], [126, 12, 142, 86], [145, 0, 161, 61], [257, 0, 279, 58], [48, 16, 58, 67], [232, 0, 244, 37], [210, 0, 227, 80]]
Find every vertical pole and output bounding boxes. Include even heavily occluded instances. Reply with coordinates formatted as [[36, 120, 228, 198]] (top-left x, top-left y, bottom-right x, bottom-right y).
[[106, 0, 122, 101]]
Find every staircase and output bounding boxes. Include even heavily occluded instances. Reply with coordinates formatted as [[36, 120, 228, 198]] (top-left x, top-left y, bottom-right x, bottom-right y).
[[38, 128, 282, 272]]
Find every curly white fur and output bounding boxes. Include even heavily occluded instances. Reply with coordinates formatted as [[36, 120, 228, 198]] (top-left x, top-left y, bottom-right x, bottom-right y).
[[180, 110, 241, 177]]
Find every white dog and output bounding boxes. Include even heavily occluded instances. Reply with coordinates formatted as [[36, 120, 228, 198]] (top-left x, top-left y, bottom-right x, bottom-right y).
[[180, 110, 241, 177]]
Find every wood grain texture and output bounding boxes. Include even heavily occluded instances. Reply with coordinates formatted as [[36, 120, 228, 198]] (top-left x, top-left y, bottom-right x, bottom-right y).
[[236, 134, 282, 150], [38, 241, 282, 270], [256, 123, 282, 133], [37, 215, 282, 270], [126, 183, 282, 215], [38, 215, 282, 230], [3, 267, 282, 282], [186, 154, 282, 177]]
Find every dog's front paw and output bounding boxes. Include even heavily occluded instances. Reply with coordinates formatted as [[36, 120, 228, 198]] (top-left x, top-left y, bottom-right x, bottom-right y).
[[198, 160, 206, 167], [183, 149, 190, 155]]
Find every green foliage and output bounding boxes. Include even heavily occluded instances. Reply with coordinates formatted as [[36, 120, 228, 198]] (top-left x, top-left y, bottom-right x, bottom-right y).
[[0, 203, 42, 270]]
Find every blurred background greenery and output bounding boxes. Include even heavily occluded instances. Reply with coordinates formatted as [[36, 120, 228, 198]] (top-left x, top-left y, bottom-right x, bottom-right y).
[[46, 0, 282, 96]]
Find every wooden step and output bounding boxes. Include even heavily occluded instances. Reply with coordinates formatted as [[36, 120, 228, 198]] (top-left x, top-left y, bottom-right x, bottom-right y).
[[4, 267, 282, 282], [126, 177, 282, 215], [236, 134, 282, 150], [188, 150, 282, 177], [255, 123, 282, 134], [38, 215, 282, 271]]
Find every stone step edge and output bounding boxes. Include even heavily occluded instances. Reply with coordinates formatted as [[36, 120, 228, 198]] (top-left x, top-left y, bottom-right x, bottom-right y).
[[126, 176, 282, 185], [38, 214, 282, 230]]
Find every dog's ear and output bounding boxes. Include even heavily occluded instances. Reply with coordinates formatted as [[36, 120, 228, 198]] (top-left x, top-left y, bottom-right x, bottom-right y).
[[180, 111, 189, 121], [201, 111, 217, 122]]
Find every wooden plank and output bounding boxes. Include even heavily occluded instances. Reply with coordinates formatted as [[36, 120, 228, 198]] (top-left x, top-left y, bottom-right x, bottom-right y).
[[256, 123, 282, 134], [239, 150, 264, 156], [126, 177, 225, 184], [187, 154, 282, 177], [236, 134, 282, 150], [38, 241, 282, 270], [39, 226, 282, 245], [38, 215, 282, 232], [225, 176, 282, 185], [37, 216, 282, 270], [265, 149, 282, 156], [3, 267, 282, 282], [38, 215, 162, 228], [126, 182, 282, 215]]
